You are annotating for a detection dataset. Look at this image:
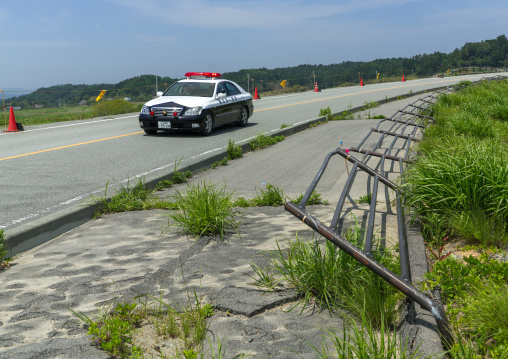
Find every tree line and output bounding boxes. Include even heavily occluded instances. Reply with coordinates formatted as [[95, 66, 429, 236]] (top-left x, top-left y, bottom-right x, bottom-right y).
[[7, 35, 508, 109]]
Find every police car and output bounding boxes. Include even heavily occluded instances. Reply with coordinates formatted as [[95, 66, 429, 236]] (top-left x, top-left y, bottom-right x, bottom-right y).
[[139, 72, 254, 135]]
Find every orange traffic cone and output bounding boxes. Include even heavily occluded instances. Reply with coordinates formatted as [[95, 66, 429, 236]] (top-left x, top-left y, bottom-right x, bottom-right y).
[[402, 74, 406, 82], [4, 107, 20, 133], [254, 87, 260, 100], [314, 81, 319, 92], [360, 77, 364, 86]]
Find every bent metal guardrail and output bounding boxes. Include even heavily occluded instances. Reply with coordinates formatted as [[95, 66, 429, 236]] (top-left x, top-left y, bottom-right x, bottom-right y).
[[285, 86, 458, 347]]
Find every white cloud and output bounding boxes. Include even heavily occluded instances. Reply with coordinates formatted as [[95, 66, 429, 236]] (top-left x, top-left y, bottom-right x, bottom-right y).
[[109, 0, 422, 29], [0, 40, 81, 49]]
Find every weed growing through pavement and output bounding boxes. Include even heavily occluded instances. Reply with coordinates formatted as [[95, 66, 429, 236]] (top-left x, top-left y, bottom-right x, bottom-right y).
[[70, 287, 215, 358], [251, 183, 286, 207], [172, 159, 193, 184], [249, 133, 285, 151], [280, 123, 291, 129], [227, 139, 243, 160], [91, 178, 178, 216], [0, 229, 13, 270], [165, 180, 243, 240], [357, 193, 372, 204], [155, 180, 173, 191], [290, 191, 329, 206], [310, 310, 423, 358], [251, 221, 402, 328]]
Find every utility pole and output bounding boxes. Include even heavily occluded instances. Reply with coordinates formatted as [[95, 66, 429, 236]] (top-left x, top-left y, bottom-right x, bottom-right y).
[[247, 74, 250, 93], [155, 75, 158, 93]]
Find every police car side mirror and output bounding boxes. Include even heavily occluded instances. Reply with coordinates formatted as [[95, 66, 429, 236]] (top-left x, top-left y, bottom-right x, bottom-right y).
[[216, 93, 227, 100], [156, 91, 163, 97]]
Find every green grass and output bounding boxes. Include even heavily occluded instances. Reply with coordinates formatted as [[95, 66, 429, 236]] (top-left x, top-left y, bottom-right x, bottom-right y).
[[357, 193, 372, 204], [422, 252, 508, 357], [250, 222, 402, 328], [165, 181, 243, 240], [249, 133, 285, 150], [290, 191, 329, 206], [0, 229, 14, 270], [226, 139, 243, 160], [251, 183, 286, 207], [311, 312, 423, 358], [91, 178, 178, 216], [402, 79, 508, 248], [71, 290, 214, 358], [403, 79, 508, 357]]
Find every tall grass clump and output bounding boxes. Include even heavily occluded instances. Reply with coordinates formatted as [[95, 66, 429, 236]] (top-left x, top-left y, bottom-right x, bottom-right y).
[[166, 181, 242, 240], [403, 79, 508, 247], [251, 223, 401, 328]]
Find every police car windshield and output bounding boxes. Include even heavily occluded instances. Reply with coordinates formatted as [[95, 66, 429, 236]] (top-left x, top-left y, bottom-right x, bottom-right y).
[[163, 82, 215, 97]]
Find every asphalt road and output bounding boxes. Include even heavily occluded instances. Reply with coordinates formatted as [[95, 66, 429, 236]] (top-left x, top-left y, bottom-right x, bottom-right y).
[[0, 73, 504, 232]]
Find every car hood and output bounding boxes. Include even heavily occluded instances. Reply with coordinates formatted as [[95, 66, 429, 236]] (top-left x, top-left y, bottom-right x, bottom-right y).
[[144, 96, 211, 108]]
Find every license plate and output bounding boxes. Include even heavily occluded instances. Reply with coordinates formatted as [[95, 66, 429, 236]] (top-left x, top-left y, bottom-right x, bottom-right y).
[[158, 121, 171, 129]]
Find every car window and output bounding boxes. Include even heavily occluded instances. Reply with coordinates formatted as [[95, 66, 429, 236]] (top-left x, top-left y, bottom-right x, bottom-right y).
[[225, 83, 241, 95], [216, 82, 228, 96], [164, 82, 215, 97]]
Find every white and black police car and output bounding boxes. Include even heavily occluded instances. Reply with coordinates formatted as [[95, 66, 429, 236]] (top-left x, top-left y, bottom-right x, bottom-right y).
[[139, 72, 254, 135]]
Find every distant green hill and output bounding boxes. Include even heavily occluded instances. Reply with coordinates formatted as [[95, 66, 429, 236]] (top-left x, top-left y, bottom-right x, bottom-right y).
[[8, 35, 508, 109]]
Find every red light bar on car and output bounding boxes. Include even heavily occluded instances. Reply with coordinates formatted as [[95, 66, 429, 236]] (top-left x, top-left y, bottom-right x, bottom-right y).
[[185, 72, 222, 79]]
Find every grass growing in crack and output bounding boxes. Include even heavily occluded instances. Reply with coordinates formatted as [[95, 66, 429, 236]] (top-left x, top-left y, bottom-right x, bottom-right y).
[[251, 183, 286, 207], [310, 311, 423, 358], [290, 191, 329, 206], [155, 180, 173, 191], [357, 193, 372, 204], [91, 178, 178, 216], [249, 133, 285, 150], [165, 181, 243, 240], [0, 229, 13, 270], [251, 223, 401, 328], [172, 159, 193, 184], [70, 299, 145, 358], [227, 139, 243, 160], [71, 290, 214, 358]]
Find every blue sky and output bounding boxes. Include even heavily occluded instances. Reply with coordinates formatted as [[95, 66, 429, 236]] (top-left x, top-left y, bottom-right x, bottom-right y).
[[1, 0, 507, 90]]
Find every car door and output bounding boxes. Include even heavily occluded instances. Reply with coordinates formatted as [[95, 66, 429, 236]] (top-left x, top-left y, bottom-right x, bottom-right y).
[[225, 82, 243, 123], [212, 82, 234, 126]]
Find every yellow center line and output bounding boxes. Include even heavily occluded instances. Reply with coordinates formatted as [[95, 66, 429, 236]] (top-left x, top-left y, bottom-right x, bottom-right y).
[[0, 131, 144, 161], [1, 75, 486, 162]]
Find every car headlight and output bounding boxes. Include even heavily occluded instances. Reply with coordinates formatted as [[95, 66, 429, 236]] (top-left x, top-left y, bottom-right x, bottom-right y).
[[183, 107, 203, 116], [141, 105, 150, 114]]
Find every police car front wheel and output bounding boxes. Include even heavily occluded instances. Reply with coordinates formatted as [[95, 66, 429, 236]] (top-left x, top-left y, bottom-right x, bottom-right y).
[[200, 113, 214, 136]]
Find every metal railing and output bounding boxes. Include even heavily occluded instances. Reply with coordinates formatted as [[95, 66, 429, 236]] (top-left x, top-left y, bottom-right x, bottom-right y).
[[285, 87, 457, 347]]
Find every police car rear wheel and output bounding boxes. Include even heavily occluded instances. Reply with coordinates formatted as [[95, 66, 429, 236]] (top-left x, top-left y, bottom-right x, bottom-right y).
[[237, 107, 248, 127], [200, 113, 214, 136]]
